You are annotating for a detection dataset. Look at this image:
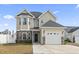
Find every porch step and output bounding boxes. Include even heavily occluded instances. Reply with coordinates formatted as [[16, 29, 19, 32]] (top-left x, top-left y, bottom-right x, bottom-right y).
[[33, 43, 40, 45]]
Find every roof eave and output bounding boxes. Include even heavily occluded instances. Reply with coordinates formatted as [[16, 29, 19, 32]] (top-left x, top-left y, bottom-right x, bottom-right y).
[[16, 9, 35, 18], [40, 27, 65, 29]]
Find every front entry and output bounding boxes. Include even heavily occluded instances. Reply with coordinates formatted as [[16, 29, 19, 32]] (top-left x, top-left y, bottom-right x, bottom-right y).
[[34, 34, 38, 42]]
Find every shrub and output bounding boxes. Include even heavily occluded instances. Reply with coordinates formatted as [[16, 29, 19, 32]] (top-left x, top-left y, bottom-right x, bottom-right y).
[[64, 38, 72, 44]]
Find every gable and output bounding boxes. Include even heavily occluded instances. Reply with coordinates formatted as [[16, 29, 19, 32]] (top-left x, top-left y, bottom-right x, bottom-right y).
[[39, 11, 56, 21], [39, 11, 57, 27], [31, 12, 42, 18], [16, 9, 34, 17]]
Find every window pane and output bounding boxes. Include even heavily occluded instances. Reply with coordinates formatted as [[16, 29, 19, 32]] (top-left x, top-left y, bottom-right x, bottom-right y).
[[23, 18, 27, 25], [23, 33, 27, 40], [54, 33, 56, 35], [19, 19, 21, 25], [50, 33, 52, 35]]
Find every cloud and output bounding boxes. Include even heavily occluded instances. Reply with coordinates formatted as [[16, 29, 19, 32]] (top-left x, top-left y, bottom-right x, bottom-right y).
[[4, 24, 8, 26], [53, 10, 60, 14], [3, 15, 15, 20], [76, 4, 79, 8]]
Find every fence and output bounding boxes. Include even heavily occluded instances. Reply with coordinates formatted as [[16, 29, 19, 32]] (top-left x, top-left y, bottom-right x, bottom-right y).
[[0, 34, 16, 44]]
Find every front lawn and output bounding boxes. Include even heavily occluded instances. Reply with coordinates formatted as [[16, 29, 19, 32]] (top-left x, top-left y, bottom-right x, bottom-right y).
[[0, 43, 33, 54]]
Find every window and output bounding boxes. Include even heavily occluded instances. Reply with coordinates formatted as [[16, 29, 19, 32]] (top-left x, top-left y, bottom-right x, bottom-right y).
[[23, 18, 27, 25], [28, 37, 30, 40], [50, 33, 52, 35], [41, 20, 43, 23], [19, 19, 21, 25], [23, 33, 26, 40], [54, 33, 56, 35]]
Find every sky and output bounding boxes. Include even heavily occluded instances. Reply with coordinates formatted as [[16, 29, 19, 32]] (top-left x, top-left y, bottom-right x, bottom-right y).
[[0, 4, 79, 32]]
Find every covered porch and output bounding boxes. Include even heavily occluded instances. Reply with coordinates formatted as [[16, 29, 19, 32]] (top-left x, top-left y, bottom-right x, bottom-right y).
[[31, 29, 41, 44], [16, 29, 42, 44]]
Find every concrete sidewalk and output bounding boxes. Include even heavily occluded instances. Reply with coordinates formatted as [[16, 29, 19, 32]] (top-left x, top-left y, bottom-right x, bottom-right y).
[[33, 45, 79, 54]]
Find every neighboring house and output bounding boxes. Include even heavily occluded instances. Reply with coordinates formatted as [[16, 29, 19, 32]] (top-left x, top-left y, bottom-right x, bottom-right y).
[[16, 9, 65, 45], [65, 27, 79, 43], [0, 29, 16, 44]]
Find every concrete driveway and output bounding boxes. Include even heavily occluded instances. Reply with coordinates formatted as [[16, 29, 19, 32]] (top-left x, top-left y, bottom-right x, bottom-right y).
[[33, 45, 79, 54]]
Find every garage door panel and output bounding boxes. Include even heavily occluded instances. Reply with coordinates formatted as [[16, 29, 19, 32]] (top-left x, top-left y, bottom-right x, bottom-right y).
[[45, 31, 61, 44]]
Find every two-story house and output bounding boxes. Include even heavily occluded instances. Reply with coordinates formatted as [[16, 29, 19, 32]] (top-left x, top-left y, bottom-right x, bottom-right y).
[[16, 9, 65, 44]]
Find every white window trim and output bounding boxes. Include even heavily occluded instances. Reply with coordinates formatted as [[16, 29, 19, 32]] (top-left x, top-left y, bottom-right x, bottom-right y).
[[22, 32, 27, 40]]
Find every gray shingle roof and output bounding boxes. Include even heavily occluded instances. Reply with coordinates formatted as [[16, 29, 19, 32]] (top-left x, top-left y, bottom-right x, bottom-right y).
[[17, 9, 42, 18], [0, 29, 11, 34], [68, 27, 79, 33], [31, 12, 42, 18], [65, 26, 76, 33], [42, 20, 64, 27]]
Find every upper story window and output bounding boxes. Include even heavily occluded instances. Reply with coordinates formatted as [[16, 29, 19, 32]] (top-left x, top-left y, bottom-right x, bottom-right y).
[[23, 18, 27, 25], [19, 18, 21, 25]]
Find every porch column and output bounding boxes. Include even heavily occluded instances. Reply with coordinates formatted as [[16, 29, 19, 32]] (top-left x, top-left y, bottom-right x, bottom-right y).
[[20, 18, 23, 30], [21, 31, 22, 40], [41, 29, 44, 45]]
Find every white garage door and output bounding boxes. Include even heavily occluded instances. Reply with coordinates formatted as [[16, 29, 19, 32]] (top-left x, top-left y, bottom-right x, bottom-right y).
[[45, 31, 61, 44]]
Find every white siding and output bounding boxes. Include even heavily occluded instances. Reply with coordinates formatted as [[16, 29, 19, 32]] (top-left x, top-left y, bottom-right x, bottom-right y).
[[73, 29, 79, 43], [30, 18, 34, 28]]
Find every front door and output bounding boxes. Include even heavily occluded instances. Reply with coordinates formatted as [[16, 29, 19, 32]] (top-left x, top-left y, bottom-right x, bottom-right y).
[[34, 34, 38, 42]]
